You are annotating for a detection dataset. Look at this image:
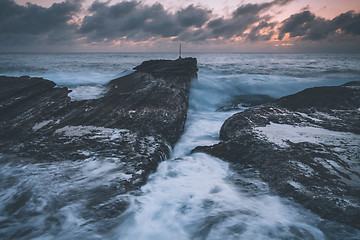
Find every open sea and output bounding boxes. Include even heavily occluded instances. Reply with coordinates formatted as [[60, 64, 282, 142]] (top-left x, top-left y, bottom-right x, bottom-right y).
[[1, 53, 360, 239]]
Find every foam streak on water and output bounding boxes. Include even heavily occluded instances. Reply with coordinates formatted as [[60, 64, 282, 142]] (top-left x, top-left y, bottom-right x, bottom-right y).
[[113, 75, 327, 240], [1, 53, 360, 239]]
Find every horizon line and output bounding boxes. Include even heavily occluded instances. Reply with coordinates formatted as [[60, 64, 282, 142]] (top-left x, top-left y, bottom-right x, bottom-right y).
[[1, 51, 360, 54]]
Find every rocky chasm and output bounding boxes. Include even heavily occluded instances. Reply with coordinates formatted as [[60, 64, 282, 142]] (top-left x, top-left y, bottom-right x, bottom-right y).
[[1, 58, 359, 233]]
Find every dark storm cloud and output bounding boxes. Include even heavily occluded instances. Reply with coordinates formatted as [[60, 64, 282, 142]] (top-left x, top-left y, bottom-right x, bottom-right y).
[[233, 0, 292, 17], [79, 0, 292, 43], [176, 5, 212, 28], [78, 0, 144, 41], [79, 1, 212, 42], [190, 0, 292, 41], [278, 11, 329, 40], [1, 0, 81, 34], [278, 10, 360, 41], [0, 0, 359, 51], [79, 1, 179, 41], [332, 11, 360, 36], [247, 21, 276, 41], [78, 0, 359, 43], [0, 0, 82, 46], [141, 4, 182, 38], [176, 29, 212, 42]]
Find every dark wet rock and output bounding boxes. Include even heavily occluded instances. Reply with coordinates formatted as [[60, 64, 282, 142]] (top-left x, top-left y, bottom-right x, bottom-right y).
[[341, 81, 360, 87], [133, 58, 198, 75], [217, 94, 274, 111], [0, 58, 197, 220], [274, 84, 360, 112], [0, 76, 71, 139], [194, 82, 360, 229]]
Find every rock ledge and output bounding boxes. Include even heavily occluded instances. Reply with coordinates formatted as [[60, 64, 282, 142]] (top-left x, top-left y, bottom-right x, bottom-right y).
[[0, 58, 198, 210], [195, 82, 360, 229]]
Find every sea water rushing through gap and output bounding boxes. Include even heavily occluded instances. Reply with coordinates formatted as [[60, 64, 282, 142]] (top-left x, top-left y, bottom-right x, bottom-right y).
[[1, 53, 360, 239]]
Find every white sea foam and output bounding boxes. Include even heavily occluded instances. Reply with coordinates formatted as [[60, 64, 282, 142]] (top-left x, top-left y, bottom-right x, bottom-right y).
[[68, 85, 108, 101], [32, 120, 53, 131], [296, 112, 323, 122], [117, 153, 327, 240], [254, 122, 360, 148], [0, 155, 133, 239], [255, 122, 360, 187], [55, 125, 129, 138], [44, 71, 118, 86], [115, 75, 329, 240]]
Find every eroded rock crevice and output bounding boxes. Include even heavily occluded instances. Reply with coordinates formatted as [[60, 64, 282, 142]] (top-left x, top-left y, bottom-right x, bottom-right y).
[[195, 81, 360, 229]]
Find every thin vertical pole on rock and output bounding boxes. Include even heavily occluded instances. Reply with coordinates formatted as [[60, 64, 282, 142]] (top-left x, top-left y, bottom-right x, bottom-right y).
[[179, 43, 182, 59]]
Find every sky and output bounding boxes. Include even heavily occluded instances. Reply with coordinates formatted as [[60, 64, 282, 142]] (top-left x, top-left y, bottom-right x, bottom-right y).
[[1, 0, 359, 52]]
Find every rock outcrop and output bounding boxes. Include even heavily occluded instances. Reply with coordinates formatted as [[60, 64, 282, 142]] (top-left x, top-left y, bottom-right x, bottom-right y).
[[0, 57, 197, 196], [195, 81, 360, 229]]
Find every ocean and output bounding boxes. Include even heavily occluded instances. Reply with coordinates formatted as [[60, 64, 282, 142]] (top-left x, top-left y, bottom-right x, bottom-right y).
[[1, 53, 360, 239]]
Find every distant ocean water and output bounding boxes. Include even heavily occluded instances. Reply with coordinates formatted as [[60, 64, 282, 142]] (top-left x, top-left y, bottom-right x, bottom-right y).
[[1, 52, 359, 101], [1, 53, 360, 239]]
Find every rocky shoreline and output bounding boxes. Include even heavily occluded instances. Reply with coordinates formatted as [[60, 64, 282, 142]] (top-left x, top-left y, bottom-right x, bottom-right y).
[[2, 58, 359, 231], [194, 81, 360, 229], [0, 57, 198, 198]]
